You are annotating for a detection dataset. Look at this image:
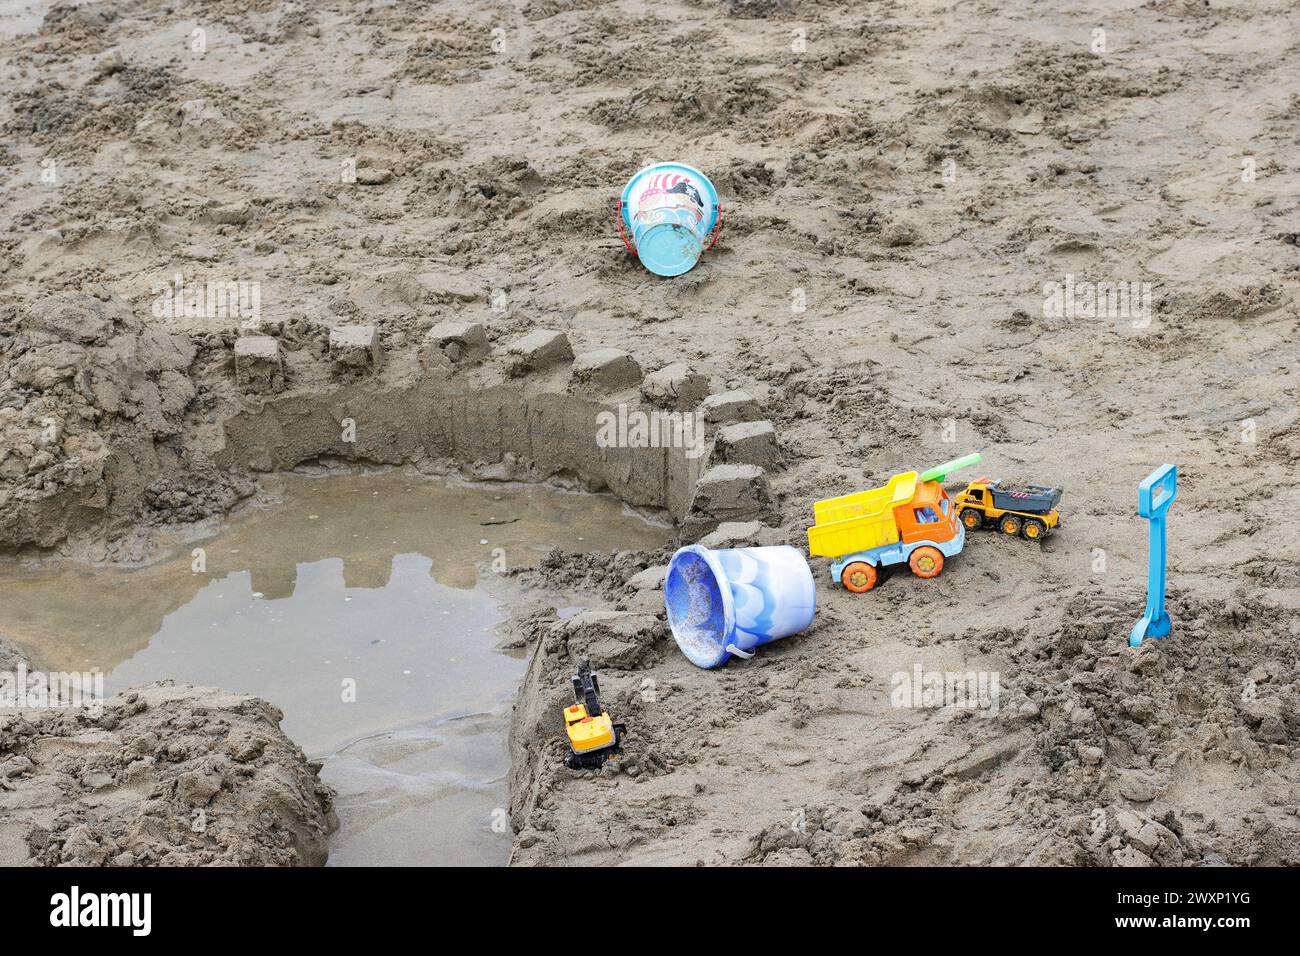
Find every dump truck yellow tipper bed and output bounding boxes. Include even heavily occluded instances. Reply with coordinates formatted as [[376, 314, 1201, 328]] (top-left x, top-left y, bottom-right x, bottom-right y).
[[808, 471, 917, 559]]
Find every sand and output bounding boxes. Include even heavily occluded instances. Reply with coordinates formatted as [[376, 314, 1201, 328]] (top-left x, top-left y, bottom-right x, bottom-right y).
[[1, 0, 1297, 866], [0, 634, 337, 867]]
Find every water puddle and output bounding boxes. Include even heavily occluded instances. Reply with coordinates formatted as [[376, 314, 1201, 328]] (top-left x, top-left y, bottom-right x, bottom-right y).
[[0, 471, 671, 865]]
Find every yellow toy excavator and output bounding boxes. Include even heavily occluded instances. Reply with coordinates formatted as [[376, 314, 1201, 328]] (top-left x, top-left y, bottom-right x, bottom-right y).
[[563, 661, 626, 770]]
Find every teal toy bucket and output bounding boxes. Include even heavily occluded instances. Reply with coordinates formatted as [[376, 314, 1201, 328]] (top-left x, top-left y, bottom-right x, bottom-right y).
[[618, 163, 721, 277]]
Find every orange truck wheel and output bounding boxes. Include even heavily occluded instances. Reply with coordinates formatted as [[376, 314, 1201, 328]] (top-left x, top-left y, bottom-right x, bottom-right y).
[[909, 546, 944, 579], [841, 561, 877, 593], [999, 514, 1022, 536], [961, 509, 981, 530]]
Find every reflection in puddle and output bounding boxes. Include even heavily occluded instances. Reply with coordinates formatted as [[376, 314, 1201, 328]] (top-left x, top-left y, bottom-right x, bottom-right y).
[[107, 556, 509, 754], [0, 471, 672, 866]]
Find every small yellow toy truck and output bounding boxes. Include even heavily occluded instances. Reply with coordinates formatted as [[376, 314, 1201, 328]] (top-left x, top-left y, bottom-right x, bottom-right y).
[[953, 479, 1063, 540]]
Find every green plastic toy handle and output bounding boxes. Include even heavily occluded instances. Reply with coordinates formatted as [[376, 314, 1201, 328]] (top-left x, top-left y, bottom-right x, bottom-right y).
[[919, 452, 983, 484]]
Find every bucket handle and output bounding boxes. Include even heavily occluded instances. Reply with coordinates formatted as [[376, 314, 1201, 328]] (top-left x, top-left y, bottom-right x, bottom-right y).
[[615, 201, 724, 255], [705, 204, 723, 251], [615, 201, 637, 254], [725, 643, 755, 660]]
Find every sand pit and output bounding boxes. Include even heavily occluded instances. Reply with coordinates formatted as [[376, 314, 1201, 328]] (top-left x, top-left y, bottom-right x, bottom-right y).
[[1, 0, 1297, 867]]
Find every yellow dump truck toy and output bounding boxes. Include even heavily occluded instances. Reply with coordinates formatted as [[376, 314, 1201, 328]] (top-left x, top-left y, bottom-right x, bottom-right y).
[[953, 479, 1063, 540], [807, 453, 982, 593]]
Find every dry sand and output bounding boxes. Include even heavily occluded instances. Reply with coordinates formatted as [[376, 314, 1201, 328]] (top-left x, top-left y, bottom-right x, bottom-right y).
[[1, 0, 1298, 866]]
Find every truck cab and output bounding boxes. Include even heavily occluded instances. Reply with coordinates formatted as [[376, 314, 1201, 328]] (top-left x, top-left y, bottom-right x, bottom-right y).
[[896, 480, 960, 546], [955, 484, 992, 526]]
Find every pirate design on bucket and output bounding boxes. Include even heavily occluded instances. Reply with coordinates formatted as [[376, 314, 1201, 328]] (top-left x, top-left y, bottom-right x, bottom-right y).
[[635, 171, 705, 226], [619, 163, 721, 277]]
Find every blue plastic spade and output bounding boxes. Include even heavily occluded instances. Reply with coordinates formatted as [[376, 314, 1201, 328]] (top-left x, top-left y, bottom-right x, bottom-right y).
[[1129, 464, 1177, 648]]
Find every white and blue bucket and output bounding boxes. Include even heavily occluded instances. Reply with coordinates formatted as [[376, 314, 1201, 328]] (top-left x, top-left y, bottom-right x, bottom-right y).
[[664, 545, 816, 668], [619, 163, 721, 277]]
